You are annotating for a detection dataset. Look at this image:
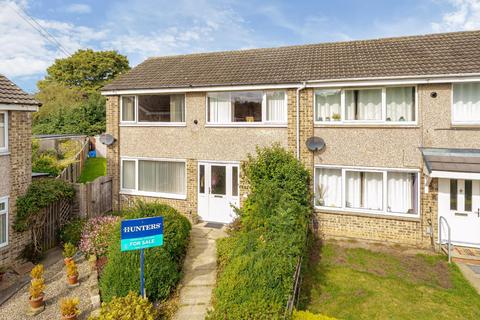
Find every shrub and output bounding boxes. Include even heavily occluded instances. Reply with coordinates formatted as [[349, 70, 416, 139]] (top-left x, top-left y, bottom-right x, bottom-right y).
[[99, 202, 191, 302], [30, 264, 44, 279], [60, 297, 80, 316], [29, 278, 45, 299], [79, 216, 120, 257], [89, 292, 158, 320], [63, 243, 76, 259], [208, 145, 312, 319], [32, 153, 61, 175], [59, 218, 86, 246], [293, 310, 337, 320], [66, 260, 78, 277]]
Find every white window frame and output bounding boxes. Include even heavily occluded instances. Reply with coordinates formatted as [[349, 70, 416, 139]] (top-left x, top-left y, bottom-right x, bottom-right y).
[[120, 157, 187, 200], [314, 165, 420, 218], [0, 196, 8, 248], [314, 85, 418, 126], [205, 90, 288, 127], [0, 111, 8, 154], [451, 82, 480, 126], [120, 94, 187, 127]]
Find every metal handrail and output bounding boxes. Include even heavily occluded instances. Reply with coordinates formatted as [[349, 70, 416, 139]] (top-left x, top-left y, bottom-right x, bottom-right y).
[[439, 216, 452, 263]]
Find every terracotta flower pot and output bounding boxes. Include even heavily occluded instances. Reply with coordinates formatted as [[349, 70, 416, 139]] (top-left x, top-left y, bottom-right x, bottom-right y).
[[62, 314, 77, 320], [29, 294, 44, 309], [67, 274, 78, 285], [64, 257, 73, 265]]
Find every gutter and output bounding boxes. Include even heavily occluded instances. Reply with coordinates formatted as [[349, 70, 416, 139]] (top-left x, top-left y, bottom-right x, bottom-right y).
[[296, 82, 307, 160]]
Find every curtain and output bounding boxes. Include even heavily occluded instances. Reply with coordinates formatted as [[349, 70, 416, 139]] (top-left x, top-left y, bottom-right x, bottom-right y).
[[317, 168, 342, 207], [122, 160, 136, 189], [346, 171, 361, 208], [387, 172, 414, 213], [345, 89, 382, 120], [0, 114, 4, 148], [139, 160, 186, 195], [453, 83, 480, 122], [170, 95, 185, 122], [346, 171, 382, 210], [121, 96, 135, 121], [316, 90, 341, 121], [266, 91, 286, 122], [386, 87, 414, 122], [208, 93, 231, 123]]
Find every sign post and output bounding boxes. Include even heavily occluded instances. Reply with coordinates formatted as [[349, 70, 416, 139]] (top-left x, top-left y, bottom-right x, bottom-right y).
[[120, 216, 164, 298]]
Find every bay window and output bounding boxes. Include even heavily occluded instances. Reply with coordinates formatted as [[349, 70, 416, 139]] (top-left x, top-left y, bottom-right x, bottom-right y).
[[315, 86, 416, 124], [452, 83, 480, 124], [121, 158, 186, 198], [315, 166, 419, 216], [120, 94, 186, 124], [0, 198, 7, 247], [0, 112, 7, 153], [207, 90, 287, 124]]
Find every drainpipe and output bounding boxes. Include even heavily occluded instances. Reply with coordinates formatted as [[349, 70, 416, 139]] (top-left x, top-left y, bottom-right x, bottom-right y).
[[296, 82, 307, 159]]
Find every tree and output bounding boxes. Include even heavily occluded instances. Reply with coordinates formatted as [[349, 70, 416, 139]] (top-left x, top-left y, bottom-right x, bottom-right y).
[[39, 49, 130, 92]]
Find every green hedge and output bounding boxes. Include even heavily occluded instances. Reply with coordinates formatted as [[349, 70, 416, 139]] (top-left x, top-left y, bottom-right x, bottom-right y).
[[99, 202, 191, 302], [208, 145, 312, 319]]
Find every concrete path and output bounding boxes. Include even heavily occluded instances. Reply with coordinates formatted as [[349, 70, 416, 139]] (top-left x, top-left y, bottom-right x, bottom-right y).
[[456, 262, 480, 294], [174, 222, 226, 320]]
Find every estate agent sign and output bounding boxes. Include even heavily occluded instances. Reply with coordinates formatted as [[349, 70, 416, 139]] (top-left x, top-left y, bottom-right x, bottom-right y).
[[120, 216, 164, 297]]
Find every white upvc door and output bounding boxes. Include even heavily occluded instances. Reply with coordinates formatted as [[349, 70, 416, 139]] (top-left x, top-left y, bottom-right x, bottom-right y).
[[198, 162, 240, 224], [438, 178, 480, 248]]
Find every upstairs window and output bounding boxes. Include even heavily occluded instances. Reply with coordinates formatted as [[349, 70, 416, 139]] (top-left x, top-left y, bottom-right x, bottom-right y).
[[315, 86, 416, 124], [453, 83, 480, 124], [0, 112, 7, 153], [207, 90, 287, 124], [120, 94, 186, 124]]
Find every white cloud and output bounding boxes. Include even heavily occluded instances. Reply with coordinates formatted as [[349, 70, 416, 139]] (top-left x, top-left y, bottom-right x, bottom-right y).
[[432, 0, 480, 31], [65, 3, 91, 14]]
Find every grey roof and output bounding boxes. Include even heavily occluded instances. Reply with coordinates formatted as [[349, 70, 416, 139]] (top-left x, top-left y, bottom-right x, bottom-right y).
[[103, 30, 480, 91], [420, 148, 480, 173], [0, 74, 39, 106]]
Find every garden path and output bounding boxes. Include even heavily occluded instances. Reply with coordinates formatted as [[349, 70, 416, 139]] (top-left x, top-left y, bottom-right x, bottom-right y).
[[174, 222, 226, 320]]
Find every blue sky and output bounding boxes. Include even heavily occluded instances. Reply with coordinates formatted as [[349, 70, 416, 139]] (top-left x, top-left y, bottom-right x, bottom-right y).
[[1, 0, 479, 92]]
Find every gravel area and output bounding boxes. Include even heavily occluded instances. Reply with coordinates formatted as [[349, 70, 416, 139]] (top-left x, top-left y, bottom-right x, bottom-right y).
[[0, 255, 95, 320]]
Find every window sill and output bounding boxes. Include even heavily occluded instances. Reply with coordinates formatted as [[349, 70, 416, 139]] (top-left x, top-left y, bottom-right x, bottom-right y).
[[120, 123, 187, 127], [314, 206, 420, 221], [0, 242, 8, 249], [450, 123, 480, 129], [314, 122, 419, 128], [205, 123, 288, 128], [120, 190, 187, 200], [0, 151, 9, 157]]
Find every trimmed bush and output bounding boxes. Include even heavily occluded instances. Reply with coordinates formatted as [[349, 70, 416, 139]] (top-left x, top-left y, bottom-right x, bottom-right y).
[[89, 292, 158, 320], [208, 145, 312, 319], [58, 218, 86, 245], [293, 310, 337, 320], [99, 202, 191, 302]]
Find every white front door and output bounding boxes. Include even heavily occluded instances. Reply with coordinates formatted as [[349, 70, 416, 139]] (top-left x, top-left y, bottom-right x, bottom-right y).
[[198, 162, 240, 223], [438, 178, 480, 248]]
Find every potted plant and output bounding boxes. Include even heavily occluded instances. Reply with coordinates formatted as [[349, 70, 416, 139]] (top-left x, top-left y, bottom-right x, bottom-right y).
[[63, 242, 76, 265], [29, 278, 45, 309], [66, 260, 79, 286], [60, 297, 80, 320], [30, 264, 44, 280], [332, 113, 341, 121]]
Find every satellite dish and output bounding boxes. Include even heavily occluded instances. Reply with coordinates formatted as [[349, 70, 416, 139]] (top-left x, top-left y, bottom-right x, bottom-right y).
[[99, 133, 116, 146], [306, 136, 325, 152]]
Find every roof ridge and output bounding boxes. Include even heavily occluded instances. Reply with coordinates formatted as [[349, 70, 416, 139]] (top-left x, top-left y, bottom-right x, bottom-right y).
[[145, 29, 480, 61]]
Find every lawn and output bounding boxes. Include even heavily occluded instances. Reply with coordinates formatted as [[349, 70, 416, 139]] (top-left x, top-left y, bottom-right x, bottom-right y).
[[77, 157, 106, 183], [299, 240, 480, 320]]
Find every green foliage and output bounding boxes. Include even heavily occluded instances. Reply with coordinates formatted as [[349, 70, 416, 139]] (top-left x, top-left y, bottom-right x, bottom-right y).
[[39, 49, 130, 93], [293, 311, 337, 320], [31, 139, 82, 175], [78, 157, 106, 183], [14, 179, 75, 232], [89, 292, 158, 320], [63, 242, 76, 258], [99, 202, 191, 303], [58, 218, 86, 246], [32, 152, 61, 175], [208, 145, 312, 319]]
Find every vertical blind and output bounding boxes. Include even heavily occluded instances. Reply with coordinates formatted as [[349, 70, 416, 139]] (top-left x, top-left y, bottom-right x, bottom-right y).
[[315, 90, 341, 121], [317, 168, 342, 207], [138, 160, 186, 195], [266, 91, 286, 122], [345, 89, 382, 120], [453, 83, 480, 122], [386, 87, 415, 122], [0, 114, 5, 148], [122, 96, 135, 121], [170, 95, 186, 122]]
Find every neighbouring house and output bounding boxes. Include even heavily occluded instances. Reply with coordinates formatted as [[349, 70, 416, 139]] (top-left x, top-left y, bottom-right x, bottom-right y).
[[101, 30, 480, 250], [0, 74, 40, 267]]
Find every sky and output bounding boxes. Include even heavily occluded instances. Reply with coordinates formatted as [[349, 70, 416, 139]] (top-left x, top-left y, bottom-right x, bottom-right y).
[[1, 0, 480, 93]]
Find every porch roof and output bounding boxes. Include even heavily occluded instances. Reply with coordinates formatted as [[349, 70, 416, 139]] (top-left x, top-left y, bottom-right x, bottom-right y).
[[420, 147, 480, 175]]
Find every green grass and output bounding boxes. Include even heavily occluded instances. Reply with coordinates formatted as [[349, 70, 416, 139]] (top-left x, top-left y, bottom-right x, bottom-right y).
[[299, 241, 480, 320], [77, 157, 106, 183]]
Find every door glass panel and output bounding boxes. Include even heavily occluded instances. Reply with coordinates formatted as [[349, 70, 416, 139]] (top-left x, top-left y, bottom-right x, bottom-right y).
[[199, 165, 205, 194], [465, 180, 472, 212], [232, 166, 238, 196], [450, 179, 457, 210], [211, 166, 226, 195]]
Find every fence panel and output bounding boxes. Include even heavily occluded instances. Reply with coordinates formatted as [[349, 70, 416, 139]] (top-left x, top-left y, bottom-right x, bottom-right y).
[[39, 198, 73, 251], [56, 138, 89, 183], [74, 176, 113, 219]]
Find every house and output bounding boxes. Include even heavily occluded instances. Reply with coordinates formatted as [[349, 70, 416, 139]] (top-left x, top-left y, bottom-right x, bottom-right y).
[[0, 74, 40, 267], [101, 30, 480, 249]]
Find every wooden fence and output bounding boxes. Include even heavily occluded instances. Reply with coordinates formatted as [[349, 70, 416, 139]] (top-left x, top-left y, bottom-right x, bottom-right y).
[[73, 176, 113, 218], [38, 198, 72, 251], [56, 138, 89, 183]]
